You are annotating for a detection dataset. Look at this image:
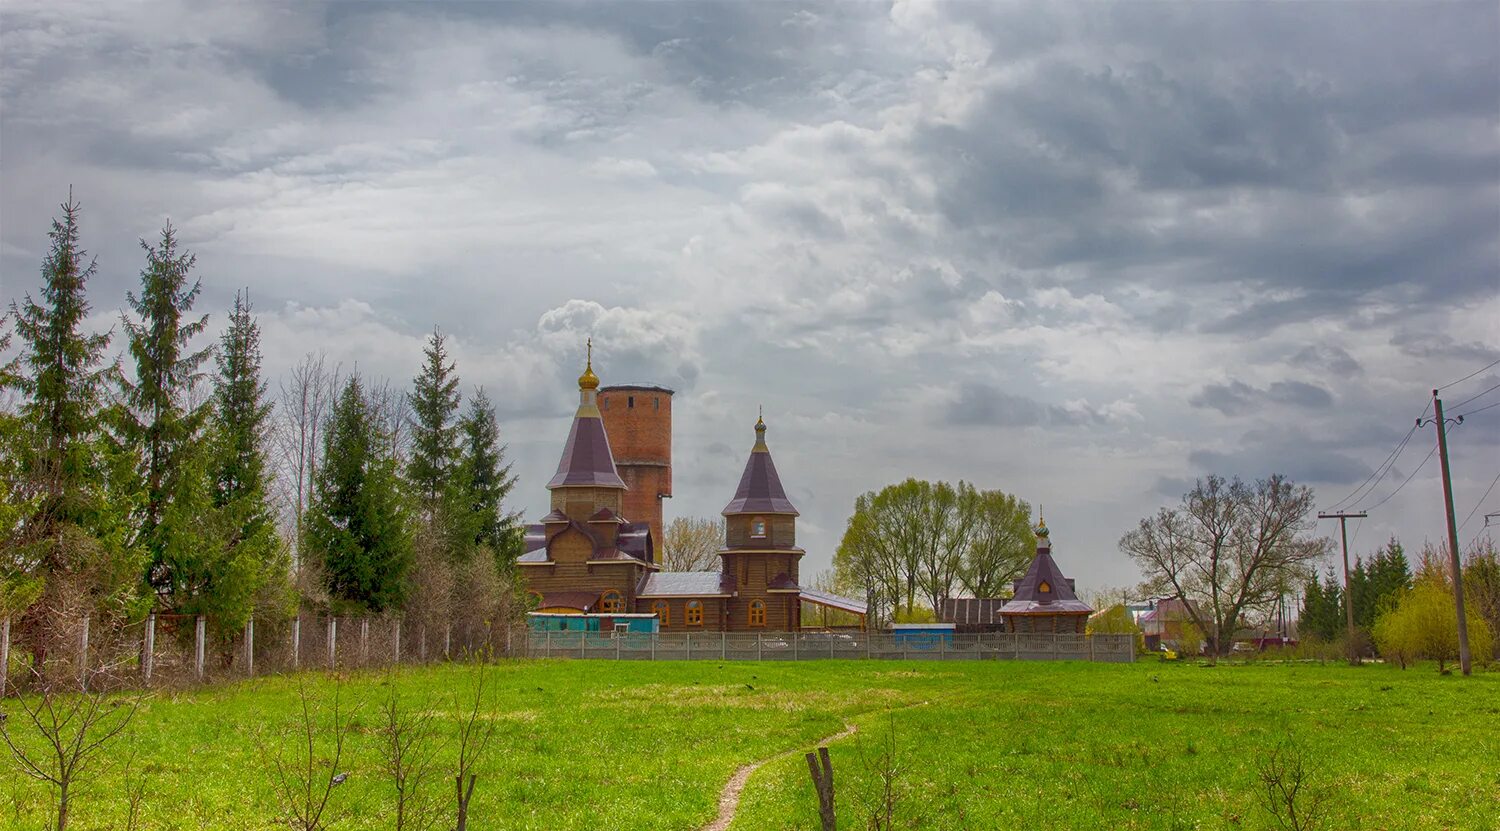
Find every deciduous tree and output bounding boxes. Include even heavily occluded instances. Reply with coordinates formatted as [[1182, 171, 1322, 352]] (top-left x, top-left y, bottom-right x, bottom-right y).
[[660, 516, 723, 572], [1120, 474, 1327, 657]]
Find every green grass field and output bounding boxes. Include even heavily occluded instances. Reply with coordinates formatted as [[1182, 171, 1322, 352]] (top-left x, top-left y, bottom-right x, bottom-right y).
[[3, 659, 1497, 830]]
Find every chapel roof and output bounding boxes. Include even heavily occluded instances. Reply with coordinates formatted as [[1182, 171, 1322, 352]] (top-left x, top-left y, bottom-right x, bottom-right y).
[[547, 347, 626, 490], [722, 414, 799, 516], [999, 522, 1093, 616]]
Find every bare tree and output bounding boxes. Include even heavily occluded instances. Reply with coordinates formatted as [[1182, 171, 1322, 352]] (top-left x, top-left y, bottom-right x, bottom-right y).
[[1120, 474, 1326, 658], [452, 664, 498, 831], [377, 671, 444, 831], [277, 352, 335, 566], [959, 489, 1034, 599], [1256, 740, 1329, 831], [854, 714, 906, 831], [0, 667, 141, 831], [257, 675, 356, 831], [660, 516, 723, 572]]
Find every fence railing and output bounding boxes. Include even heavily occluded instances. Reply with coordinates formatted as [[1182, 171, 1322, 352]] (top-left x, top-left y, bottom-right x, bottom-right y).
[[525, 631, 1137, 663], [0, 618, 1135, 696]]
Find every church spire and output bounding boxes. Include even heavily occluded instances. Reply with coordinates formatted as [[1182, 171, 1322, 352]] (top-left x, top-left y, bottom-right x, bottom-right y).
[[548, 341, 624, 490], [723, 410, 797, 515]]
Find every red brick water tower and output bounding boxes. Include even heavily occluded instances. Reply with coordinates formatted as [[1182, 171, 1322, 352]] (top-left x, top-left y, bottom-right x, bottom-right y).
[[598, 384, 673, 554]]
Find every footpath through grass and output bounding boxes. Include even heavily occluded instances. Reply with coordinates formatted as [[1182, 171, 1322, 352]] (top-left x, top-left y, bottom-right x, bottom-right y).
[[2, 659, 1496, 830]]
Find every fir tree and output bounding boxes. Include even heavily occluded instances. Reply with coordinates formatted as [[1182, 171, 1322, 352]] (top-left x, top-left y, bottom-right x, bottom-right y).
[[1299, 565, 1343, 642], [307, 374, 412, 612], [116, 222, 214, 602], [456, 388, 521, 563], [407, 327, 461, 516], [7, 195, 143, 658], [205, 291, 287, 625]]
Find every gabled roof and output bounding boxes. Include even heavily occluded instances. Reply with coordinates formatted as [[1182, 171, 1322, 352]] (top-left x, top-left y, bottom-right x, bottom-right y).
[[547, 408, 625, 489], [766, 572, 800, 591], [722, 416, 798, 516], [637, 571, 734, 597], [999, 541, 1093, 616]]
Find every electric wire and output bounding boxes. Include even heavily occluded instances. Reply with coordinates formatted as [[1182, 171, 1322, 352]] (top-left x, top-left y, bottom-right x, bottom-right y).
[[1454, 399, 1500, 419], [1362, 443, 1438, 511], [1438, 357, 1500, 392], [1448, 381, 1500, 412], [1457, 470, 1500, 533], [1330, 425, 1416, 512]]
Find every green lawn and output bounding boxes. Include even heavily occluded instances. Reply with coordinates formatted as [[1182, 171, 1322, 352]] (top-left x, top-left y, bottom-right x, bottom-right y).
[[3, 659, 1497, 830]]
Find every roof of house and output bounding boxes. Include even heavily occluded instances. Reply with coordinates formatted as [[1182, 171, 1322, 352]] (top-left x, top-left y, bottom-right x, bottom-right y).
[[998, 539, 1093, 616], [1139, 597, 1198, 622], [599, 384, 675, 394], [939, 597, 1007, 625], [722, 416, 798, 516], [636, 571, 735, 597], [518, 519, 654, 565]]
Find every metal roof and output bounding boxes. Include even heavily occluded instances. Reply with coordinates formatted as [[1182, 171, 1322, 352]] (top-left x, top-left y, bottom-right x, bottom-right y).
[[998, 542, 1094, 616], [799, 588, 867, 615], [722, 419, 799, 516], [637, 571, 733, 597], [547, 411, 625, 489]]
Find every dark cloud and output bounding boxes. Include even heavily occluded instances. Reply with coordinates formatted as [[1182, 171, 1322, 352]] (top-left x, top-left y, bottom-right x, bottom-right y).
[[1291, 345, 1362, 376], [944, 383, 1120, 428], [1190, 379, 1333, 416]]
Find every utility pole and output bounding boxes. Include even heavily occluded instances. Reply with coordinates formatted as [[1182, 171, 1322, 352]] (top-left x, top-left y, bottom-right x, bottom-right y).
[[1419, 389, 1472, 676], [1318, 510, 1367, 665]]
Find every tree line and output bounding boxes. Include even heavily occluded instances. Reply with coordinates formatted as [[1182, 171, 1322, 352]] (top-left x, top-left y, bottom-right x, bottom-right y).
[[0, 195, 523, 671], [832, 478, 1036, 626]]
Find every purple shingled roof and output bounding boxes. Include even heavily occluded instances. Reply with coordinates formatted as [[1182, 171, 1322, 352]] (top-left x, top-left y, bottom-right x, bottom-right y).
[[547, 411, 625, 489], [722, 419, 799, 516], [999, 544, 1094, 615]]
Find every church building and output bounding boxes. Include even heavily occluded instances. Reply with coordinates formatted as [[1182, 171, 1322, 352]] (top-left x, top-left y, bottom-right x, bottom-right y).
[[998, 517, 1093, 633], [517, 349, 866, 631]]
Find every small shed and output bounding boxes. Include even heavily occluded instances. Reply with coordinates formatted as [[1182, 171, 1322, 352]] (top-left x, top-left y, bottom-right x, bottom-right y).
[[890, 623, 955, 647], [527, 612, 660, 633]]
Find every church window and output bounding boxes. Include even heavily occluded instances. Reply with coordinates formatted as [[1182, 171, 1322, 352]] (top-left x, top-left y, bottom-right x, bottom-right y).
[[654, 397, 659, 410], [685, 600, 704, 626], [1039, 581, 1051, 594], [600, 590, 625, 613], [749, 600, 766, 627], [628, 396, 635, 408], [653, 600, 669, 627], [752, 518, 766, 538]]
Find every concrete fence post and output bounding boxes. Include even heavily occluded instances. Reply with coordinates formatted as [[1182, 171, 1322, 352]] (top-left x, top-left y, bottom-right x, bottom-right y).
[[327, 616, 337, 669], [721, 632, 727, 660], [291, 616, 301, 670], [194, 615, 206, 680], [756, 633, 762, 661], [245, 618, 255, 676], [0, 616, 10, 698], [1089, 635, 1095, 662], [393, 619, 402, 664], [360, 619, 369, 667], [142, 614, 155, 684], [79, 614, 90, 687], [444, 624, 451, 660], [545, 630, 552, 658]]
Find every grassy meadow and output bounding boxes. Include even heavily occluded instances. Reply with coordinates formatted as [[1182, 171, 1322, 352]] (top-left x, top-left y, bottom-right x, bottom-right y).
[[2, 658, 1497, 830]]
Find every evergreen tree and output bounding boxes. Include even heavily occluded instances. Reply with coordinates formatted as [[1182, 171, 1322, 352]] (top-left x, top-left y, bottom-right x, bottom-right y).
[[205, 291, 288, 625], [116, 222, 214, 603], [456, 387, 520, 563], [406, 327, 461, 516], [1299, 565, 1342, 642], [7, 196, 143, 655], [1368, 537, 1412, 621], [306, 374, 412, 612]]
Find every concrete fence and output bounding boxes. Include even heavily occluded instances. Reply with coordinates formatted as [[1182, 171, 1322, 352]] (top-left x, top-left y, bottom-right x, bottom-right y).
[[525, 631, 1137, 663]]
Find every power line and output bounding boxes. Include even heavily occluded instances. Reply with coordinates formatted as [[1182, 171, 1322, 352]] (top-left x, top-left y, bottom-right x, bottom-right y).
[[1449, 380, 1500, 412], [1363, 443, 1437, 511], [1454, 399, 1500, 419], [1438, 357, 1500, 391], [1457, 470, 1500, 532]]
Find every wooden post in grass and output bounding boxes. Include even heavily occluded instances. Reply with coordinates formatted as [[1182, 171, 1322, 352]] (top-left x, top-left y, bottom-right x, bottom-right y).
[[142, 613, 155, 684], [194, 615, 206, 680], [245, 618, 255, 676], [804, 746, 837, 830], [291, 616, 301, 669], [0, 616, 9, 698]]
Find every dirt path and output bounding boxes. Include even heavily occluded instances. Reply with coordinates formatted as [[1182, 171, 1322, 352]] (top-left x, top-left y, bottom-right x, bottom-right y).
[[699, 720, 859, 831]]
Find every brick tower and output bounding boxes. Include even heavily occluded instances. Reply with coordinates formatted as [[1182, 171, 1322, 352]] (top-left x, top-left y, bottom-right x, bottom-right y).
[[598, 384, 673, 551]]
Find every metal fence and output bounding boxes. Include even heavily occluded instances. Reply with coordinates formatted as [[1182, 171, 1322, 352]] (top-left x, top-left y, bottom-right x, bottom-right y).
[[525, 631, 1137, 663]]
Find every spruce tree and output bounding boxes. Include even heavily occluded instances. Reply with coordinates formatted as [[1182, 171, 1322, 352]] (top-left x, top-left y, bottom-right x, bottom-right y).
[[307, 374, 412, 612], [456, 388, 521, 563], [407, 327, 461, 517], [7, 196, 142, 655], [205, 291, 287, 625], [117, 222, 214, 602]]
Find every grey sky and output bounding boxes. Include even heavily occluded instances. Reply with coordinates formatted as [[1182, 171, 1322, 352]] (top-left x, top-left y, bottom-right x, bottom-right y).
[[3, 1, 1498, 591]]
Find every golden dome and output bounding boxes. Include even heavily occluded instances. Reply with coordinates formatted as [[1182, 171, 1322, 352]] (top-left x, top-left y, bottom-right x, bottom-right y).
[[578, 338, 600, 390]]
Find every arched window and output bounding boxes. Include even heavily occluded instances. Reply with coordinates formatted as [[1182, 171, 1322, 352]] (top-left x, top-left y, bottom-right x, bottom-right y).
[[653, 600, 670, 627], [748, 600, 766, 627], [600, 590, 625, 613], [685, 600, 704, 626], [751, 517, 767, 538]]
